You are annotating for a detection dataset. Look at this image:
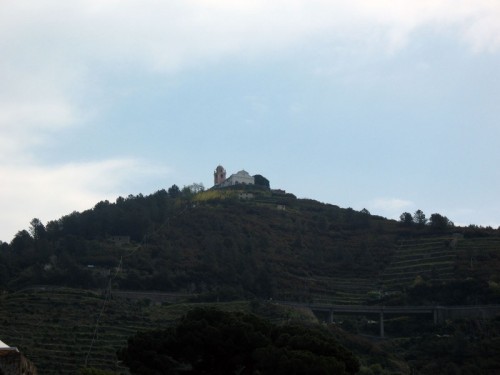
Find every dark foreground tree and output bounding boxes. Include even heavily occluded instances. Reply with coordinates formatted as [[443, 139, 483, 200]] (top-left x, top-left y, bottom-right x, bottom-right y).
[[429, 213, 454, 232], [253, 174, 270, 189], [119, 308, 359, 375], [399, 212, 413, 226], [29, 218, 46, 240], [413, 209, 427, 226]]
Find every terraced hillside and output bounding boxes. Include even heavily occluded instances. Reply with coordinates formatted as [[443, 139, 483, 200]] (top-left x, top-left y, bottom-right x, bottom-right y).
[[276, 235, 500, 305], [1, 236, 500, 373], [0, 288, 151, 374], [0, 288, 300, 374], [454, 236, 500, 280], [381, 236, 457, 290], [275, 235, 499, 304], [282, 275, 379, 305]]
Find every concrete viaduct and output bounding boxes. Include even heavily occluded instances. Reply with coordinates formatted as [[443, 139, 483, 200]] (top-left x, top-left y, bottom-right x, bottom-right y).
[[278, 302, 500, 338]]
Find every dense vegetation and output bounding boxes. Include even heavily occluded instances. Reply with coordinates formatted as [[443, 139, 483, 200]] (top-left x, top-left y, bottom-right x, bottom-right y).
[[1, 184, 499, 305], [1, 184, 500, 374], [0, 287, 298, 374], [119, 307, 359, 374], [2, 287, 500, 375]]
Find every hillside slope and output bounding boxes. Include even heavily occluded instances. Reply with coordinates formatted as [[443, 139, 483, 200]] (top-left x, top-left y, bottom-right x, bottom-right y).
[[1, 186, 499, 305]]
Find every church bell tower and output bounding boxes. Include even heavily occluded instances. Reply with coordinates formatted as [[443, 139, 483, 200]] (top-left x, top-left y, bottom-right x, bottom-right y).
[[214, 165, 226, 185]]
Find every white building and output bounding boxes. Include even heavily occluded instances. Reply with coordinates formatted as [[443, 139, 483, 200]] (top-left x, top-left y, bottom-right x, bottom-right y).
[[218, 170, 255, 187]]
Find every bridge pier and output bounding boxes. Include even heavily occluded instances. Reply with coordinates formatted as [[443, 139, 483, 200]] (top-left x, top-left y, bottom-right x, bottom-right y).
[[380, 312, 384, 338], [433, 307, 445, 324]]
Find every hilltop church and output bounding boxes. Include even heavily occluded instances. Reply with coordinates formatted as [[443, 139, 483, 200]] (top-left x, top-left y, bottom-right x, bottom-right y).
[[213, 165, 255, 188]]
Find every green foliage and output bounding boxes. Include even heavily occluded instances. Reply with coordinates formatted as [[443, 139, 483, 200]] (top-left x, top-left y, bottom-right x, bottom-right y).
[[413, 210, 427, 226], [399, 212, 413, 226], [1, 289, 298, 374], [396, 318, 500, 374], [0, 187, 400, 300], [407, 278, 500, 305], [428, 213, 454, 232], [29, 217, 46, 240], [3, 286, 500, 375], [119, 308, 359, 375], [1, 183, 499, 306], [254, 174, 270, 188], [168, 184, 181, 198]]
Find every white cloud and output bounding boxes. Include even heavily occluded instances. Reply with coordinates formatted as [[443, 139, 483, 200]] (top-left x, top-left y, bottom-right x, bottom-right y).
[[2, 1, 500, 75], [1, 1, 498, 142], [0, 101, 75, 130], [1, 1, 497, 143], [0, 158, 168, 242], [0, 99, 77, 158], [0, 48, 85, 160]]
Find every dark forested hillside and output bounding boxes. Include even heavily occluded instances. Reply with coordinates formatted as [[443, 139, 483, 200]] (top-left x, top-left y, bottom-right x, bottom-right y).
[[1, 185, 499, 305], [2, 185, 500, 375]]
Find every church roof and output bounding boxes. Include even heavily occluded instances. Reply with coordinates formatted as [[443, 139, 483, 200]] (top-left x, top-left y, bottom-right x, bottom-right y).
[[235, 170, 250, 176]]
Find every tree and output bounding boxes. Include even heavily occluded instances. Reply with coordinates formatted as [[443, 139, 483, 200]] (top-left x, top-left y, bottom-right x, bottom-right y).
[[360, 208, 370, 215], [413, 210, 427, 226], [29, 218, 46, 240], [399, 212, 413, 226], [119, 308, 359, 375], [429, 213, 453, 231], [186, 182, 204, 194], [254, 174, 270, 189], [168, 184, 181, 198], [181, 183, 205, 200], [10, 230, 33, 252]]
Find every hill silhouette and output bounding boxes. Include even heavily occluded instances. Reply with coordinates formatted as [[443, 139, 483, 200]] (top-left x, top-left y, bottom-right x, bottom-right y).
[[1, 184, 499, 306], [2, 185, 500, 374]]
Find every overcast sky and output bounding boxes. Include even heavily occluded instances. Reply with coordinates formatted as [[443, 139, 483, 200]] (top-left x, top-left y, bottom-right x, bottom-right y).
[[1, 1, 499, 242]]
